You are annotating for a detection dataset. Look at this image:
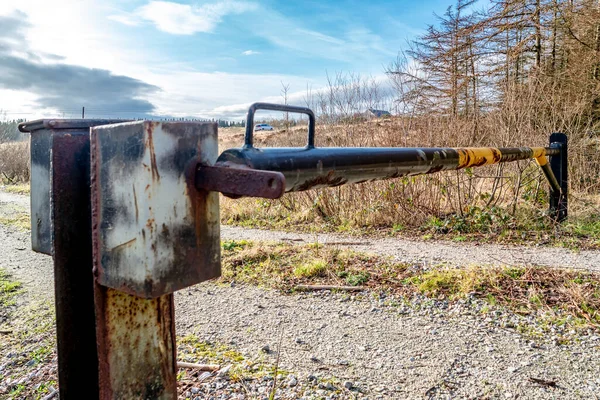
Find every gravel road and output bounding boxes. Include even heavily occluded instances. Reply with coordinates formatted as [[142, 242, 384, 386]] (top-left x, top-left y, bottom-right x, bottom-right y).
[[2, 190, 600, 399]]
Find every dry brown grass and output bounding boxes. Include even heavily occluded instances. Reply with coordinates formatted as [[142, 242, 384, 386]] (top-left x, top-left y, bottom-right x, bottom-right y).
[[220, 115, 599, 241], [0, 141, 29, 183]]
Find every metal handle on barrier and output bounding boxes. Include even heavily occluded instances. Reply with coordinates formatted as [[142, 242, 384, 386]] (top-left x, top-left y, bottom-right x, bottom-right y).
[[244, 102, 316, 149]]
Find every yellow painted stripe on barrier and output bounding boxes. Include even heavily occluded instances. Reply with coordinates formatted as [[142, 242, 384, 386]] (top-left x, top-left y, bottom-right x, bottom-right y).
[[532, 147, 548, 166], [456, 147, 549, 168], [456, 147, 502, 168]]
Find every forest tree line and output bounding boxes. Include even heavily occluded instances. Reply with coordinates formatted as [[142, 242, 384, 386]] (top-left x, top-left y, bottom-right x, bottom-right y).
[[387, 0, 600, 136]]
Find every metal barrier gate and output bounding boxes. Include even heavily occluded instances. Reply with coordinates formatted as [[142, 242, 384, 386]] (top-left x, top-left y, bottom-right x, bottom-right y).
[[18, 103, 568, 399]]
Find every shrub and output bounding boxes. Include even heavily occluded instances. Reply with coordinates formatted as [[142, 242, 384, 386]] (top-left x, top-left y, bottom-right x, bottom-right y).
[[0, 141, 29, 183]]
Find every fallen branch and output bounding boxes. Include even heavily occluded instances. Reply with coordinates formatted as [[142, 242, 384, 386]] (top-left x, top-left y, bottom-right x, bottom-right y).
[[322, 241, 371, 246], [295, 284, 366, 292], [177, 362, 220, 371], [528, 377, 557, 387]]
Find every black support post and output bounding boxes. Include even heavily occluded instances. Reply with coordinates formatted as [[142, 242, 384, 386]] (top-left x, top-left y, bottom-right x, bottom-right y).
[[549, 133, 568, 222], [51, 131, 99, 399]]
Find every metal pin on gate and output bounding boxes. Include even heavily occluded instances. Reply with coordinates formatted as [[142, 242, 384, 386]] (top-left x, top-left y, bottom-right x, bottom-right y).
[[19, 103, 569, 399]]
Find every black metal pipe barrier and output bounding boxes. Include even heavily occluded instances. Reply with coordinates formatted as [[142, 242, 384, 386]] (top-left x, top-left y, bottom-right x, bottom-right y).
[[219, 103, 568, 221], [217, 146, 560, 193]]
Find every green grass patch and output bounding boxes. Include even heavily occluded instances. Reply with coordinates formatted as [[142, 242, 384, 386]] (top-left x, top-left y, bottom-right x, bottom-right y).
[[0, 211, 31, 230], [177, 334, 288, 383], [0, 273, 57, 400], [0, 268, 22, 307], [179, 335, 246, 365], [293, 260, 327, 278], [2, 183, 31, 195], [220, 240, 404, 290]]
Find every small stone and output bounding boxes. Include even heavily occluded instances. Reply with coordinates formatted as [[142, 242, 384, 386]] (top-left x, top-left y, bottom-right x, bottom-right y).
[[191, 387, 200, 394], [217, 364, 231, 376], [344, 381, 353, 390], [287, 375, 298, 387], [504, 392, 513, 398], [261, 345, 271, 354]]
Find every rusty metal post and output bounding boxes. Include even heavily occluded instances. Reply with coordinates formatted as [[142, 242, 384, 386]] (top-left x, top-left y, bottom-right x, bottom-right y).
[[549, 133, 568, 221], [94, 286, 176, 399], [19, 120, 127, 400], [90, 120, 221, 398]]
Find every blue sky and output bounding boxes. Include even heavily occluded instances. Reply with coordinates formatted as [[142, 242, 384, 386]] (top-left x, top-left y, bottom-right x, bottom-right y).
[[0, 0, 460, 120]]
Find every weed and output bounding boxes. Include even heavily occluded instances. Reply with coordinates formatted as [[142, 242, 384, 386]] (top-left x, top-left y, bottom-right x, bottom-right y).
[[9, 384, 26, 397], [222, 239, 249, 251], [411, 269, 486, 299], [2, 183, 30, 195], [179, 335, 246, 365], [345, 272, 370, 286], [0, 268, 22, 307], [503, 267, 525, 280], [0, 211, 30, 230], [0, 141, 29, 183], [392, 223, 405, 233], [28, 344, 52, 365], [34, 381, 57, 398], [293, 260, 327, 278]]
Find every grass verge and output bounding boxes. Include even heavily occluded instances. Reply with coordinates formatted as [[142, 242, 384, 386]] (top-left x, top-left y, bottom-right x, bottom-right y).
[[0, 211, 31, 231], [220, 240, 600, 332], [1, 184, 30, 195], [0, 268, 57, 399], [221, 196, 600, 250], [0, 269, 22, 307]]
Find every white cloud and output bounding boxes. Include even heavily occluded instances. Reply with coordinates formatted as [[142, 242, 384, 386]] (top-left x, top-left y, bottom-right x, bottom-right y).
[[250, 10, 396, 65], [107, 14, 140, 27], [146, 69, 318, 119], [0, 1, 396, 121], [242, 50, 260, 56], [296, 29, 345, 45], [131, 0, 257, 35]]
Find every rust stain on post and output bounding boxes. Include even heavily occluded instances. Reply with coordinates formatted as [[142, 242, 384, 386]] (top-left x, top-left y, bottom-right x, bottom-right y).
[[95, 283, 176, 400], [146, 122, 161, 181], [91, 121, 220, 298]]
